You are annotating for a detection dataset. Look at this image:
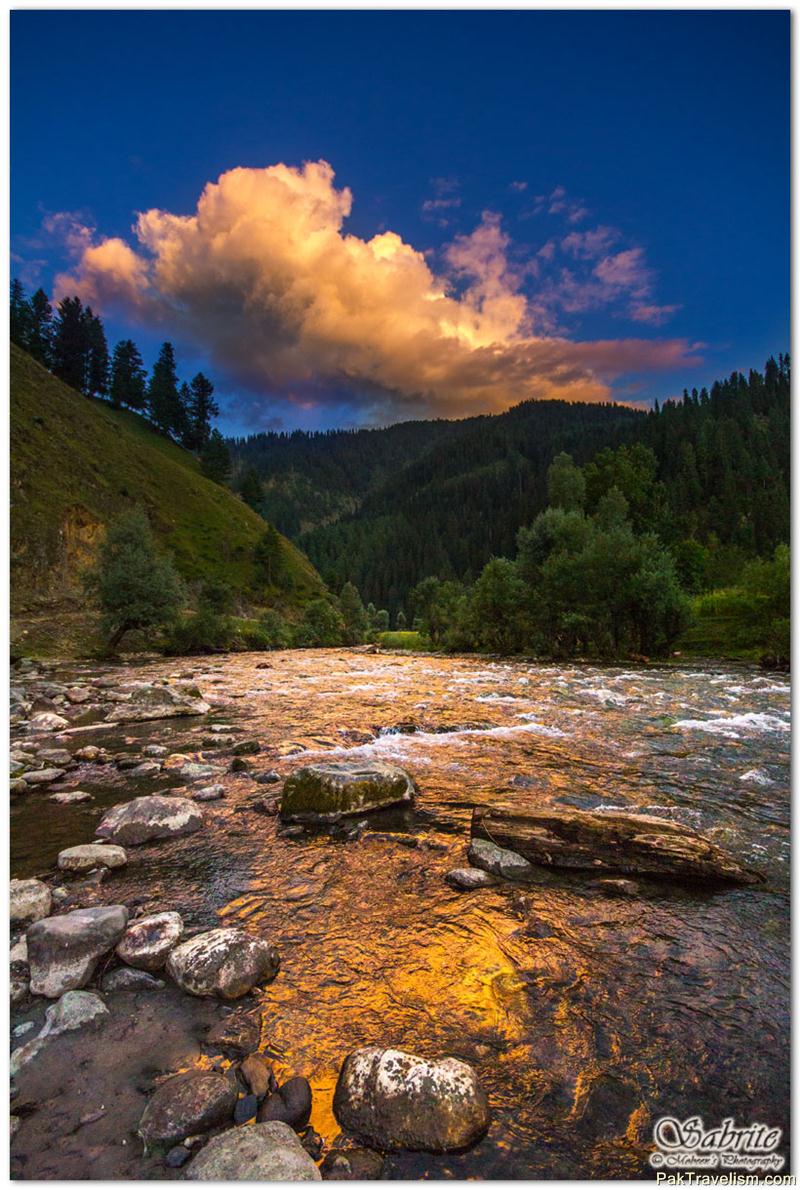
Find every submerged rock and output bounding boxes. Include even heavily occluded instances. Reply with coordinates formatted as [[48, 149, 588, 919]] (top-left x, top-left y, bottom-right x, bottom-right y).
[[96, 795, 203, 846], [50, 790, 94, 805], [467, 837, 533, 881], [20, 767, 66, 785], [206, 1009, 261, 1055], [10, 990, 108, 1076], [116, 911, 184, 970], [471, 806, 763, 885], [27, 905, 129, 997], [10, 878, 52, 925], [281, 762, 416, 822], [102, 967, 165, 992], [166, 928, 279, 999], [139, 1071, 237, 1146], [445, 867, 498, 891], [320, 1147, 386, 1179], [105, 683, 210, 724], [257, 1075, 312, 1129], [184, 1120, 321, 1180], [333, 1046, 490, 1152], [57, 844, 128, 873]]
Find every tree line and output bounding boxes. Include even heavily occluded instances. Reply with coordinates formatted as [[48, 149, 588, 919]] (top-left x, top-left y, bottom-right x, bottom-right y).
[[10, 279, 231, 481]]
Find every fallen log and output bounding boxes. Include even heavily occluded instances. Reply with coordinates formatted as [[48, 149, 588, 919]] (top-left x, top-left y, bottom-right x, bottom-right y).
[[471, 805, 762, 886]]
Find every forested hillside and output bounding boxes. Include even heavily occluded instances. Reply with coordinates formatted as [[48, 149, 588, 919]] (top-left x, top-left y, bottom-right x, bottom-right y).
[[230, 356, 790, 616]]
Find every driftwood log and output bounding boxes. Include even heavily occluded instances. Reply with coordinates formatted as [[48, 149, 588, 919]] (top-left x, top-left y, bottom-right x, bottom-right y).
[[471, 805, 762, 885]]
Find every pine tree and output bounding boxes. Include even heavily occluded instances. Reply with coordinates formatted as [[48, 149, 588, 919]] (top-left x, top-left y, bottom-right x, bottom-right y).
[[28, 288, 53, 367], [200, 429, 231, 484], [10, 279, 32, 349], [187, 372, 218, 451], [239, 469, 263, 510], [148, 342, 182, 437], [178, 382, 194, 446], [110, 340, 147, 410], [340, 581, 368, 644], [254, 524, 283, 586], [85, 309, 110, 397], [52, 296, 90, 392]]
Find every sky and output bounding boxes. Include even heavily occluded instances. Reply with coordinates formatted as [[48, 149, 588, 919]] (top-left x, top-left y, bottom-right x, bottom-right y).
[[11, 10, 789, 435]]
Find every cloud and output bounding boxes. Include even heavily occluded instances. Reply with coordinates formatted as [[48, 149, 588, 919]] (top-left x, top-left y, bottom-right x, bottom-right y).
[[509, 180, 528, 192], [52, 160, 694, 421]]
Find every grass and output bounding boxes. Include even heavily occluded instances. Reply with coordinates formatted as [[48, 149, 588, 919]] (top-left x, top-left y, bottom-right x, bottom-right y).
[[11, 345, 325, 655], [377, 630, 427, 650]]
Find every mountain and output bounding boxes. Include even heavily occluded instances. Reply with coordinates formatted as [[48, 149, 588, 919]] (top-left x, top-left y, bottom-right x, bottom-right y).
[[11, 344, 324, 654]]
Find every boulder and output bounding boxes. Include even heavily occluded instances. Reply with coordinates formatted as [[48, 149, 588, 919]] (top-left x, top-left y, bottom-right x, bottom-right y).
[[10, 878, 52, 925], [28, 712, 69, 732], [281, 762, 415, 822], [333, 1046, 489, 1152], [166, 928, 279, 999], [50, 790, 94, 805], [257, 1075, 312, 1129], [27, 905, 129, 997], [105, 683, 210, 724], [184, 1120, 321, 1181], [139, 1072, 236, 1147], [445, 868, 497, 891], [10, 990, 108, 1076], [57, 844, 128, 873], [20, 767, 66, 785], [471, 806, 763, 885], [96, 795, 203, 846], [116, 911, 184, 970], [467, 838, 533, 881]]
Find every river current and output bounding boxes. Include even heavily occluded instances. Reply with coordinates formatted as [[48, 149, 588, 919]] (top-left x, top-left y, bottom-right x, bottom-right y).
[[10, 650, 791, 1179]]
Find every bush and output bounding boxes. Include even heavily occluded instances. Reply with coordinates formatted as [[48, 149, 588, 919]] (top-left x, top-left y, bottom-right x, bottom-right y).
[[164, 607, 233, 655], [292, 598, 345, 647]]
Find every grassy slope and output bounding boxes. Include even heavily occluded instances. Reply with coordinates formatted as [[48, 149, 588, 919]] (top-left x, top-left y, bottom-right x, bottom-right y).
[[11, 345, 324, 652]]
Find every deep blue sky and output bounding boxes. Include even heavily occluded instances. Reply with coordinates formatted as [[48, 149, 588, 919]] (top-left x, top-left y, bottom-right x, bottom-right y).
[[11, 10, 789, 433]]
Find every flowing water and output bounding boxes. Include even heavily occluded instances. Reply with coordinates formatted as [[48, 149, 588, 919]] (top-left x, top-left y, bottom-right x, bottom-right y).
[[10, 650, 791, 1179]]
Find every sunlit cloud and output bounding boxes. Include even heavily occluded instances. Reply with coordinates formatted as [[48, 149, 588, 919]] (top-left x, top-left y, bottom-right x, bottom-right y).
[[52, 160, 694, 421]]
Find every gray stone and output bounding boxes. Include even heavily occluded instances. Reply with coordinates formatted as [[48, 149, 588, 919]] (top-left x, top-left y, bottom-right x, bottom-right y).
[[184, 1120, 321, 1180], [27, 905, 129, 997], [445, 867, 497, 891], [57, 844, 128, 873], [139, 1071, 237, 1146], [193, 784, 225, 802], [102, 967, 165, 992], [467, 837, 533, 881], [129, 760, 163, 777], [281, 762, 416, 822], [20, 767, 66, 785], [166, 928, 279, 1000], [105, 683, 210, 724], [116, 911, 184, 970], [180, 763, 219, 781], [96, 795, 203, 845], [10, 878, 52, 925], [10, 990, 108, 1076], [28, 713, 69, 732], [50, 790, 94, 805], [333, 1046, 489, 1152]]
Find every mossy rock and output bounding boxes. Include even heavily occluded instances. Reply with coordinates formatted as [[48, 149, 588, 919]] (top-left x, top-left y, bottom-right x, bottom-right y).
[[280, 762, 416, 822]]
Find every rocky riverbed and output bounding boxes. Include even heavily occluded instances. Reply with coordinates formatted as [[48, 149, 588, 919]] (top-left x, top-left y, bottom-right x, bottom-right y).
[[9, 649, 791, 1179]]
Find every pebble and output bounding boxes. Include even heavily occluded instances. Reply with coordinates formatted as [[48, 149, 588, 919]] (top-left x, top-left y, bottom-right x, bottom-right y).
[[165, 1145, 191, 1169], [255, 771, 281, 785]]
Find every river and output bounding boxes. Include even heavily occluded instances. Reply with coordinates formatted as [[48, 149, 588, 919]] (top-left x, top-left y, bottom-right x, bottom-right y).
[[9, 649, 791, 1179]]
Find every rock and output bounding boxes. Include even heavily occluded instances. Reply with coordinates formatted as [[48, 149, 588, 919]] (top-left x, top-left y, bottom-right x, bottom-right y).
[[57, 844, 128, 873], [29, 712, 69, 732], [10, 878, 52, 925], [96, 795, 203, 846], [105, 683, 210, 724], [184, 1120, 321, 1181], [50, 790, 94, 805], [165, 1145, 191, 1169], [166, 928, 279, 999], [10, 1116, 20, 1141], [281, 762, 416, 822], [229, 758, 252, 773], [27, 905, 129, 997], [11, 973, 29, 1007], [129, 760, 163, 777], [116, 911, 184, 970], [66, 688, 92, 704], [74, 745, 105, 762], [467, 837, 533, 881], [10, 990, 108, 1076], [232, 739, 261, 756], [20, 767, 66, 785], [255, 771, 281, 784], [594, 878, 641, 896], [234, 1093, 259, 1124], [257, 1076, 312, 1130], [180, 763, 219, 781], [37, 748, 72, 765], [470, 806, 763, 885], [10, 937, 28, 963], [249, 797, 280, 816], [10, 779, 28, 796], [445, 867, 497, 890], [333, 1046, 489, 1152], [302, 1129, 324, 1159], [193, 784, 225, 802], [139, 1072, 237, 1147], [321, 1147, 385, 1179], [207, 1010, 261, 1055], [143, 744, 169, 757], [102, 967, 165, 992], [240, 1053, 273, 1099]]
